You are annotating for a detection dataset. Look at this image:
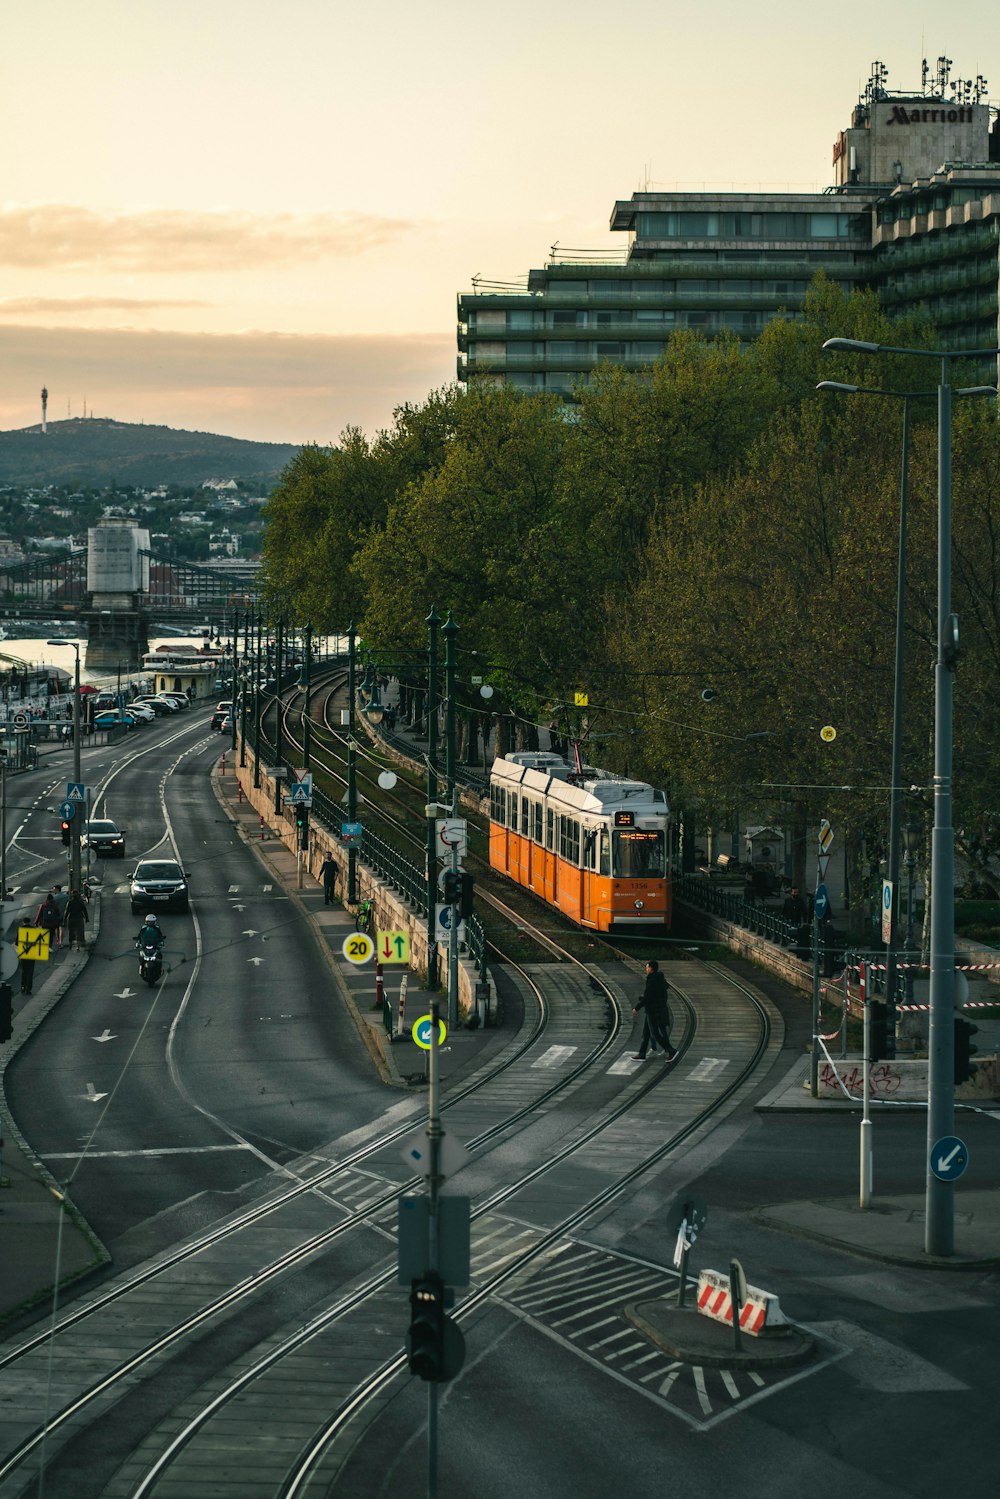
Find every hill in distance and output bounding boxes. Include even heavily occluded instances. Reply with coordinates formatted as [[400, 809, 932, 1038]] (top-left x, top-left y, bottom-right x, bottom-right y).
[[0, 417, 300, 487]]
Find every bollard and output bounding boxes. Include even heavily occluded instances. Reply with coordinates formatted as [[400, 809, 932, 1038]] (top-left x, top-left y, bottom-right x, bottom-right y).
[[259, 816, 265, 841], [221, 751, 226, 775], [376, 960, 388, 1032], [237, 783, 243, 804], [397, 974, 408, 1038]]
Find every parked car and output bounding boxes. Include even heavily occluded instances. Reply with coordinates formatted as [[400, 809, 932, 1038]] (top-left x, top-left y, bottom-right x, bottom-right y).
[[94, 710, 138, 731], [150, 695, 180, 712], [83, 818, 127, 858], [131, 696, 171, 716], [159, 692, 190, 711], [211, 701, 233, 731], [127, 702, 156, 722], [129, 858, 190, 913]]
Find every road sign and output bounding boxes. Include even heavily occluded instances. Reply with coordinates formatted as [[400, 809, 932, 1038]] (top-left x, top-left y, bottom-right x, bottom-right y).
[[398, 1194, 471, 1283], [437, 866, 466, 892], [412, 1014, 447, 1050], [341, 821, 363, 847], [435, 904, 466, 941], [818, 853, 831, 880], [66, 782, 87, 803], [930, 1135, 969, 1182], [814, 883, 829, 922], [818, 818, 833, 854], [342, 932, 374, 964], [12, 712, 27, 729], [58, 800, 76, 820], [287, 778, 312, 805], [881, 879, 893, 945], [435, 818, 467, 856], [376, 929, 410, 964], [820, 725, 837, 742], [264, 766, 287, 778], [399, 1131, 468, 1182], [17, 928, 51, 961], [574, 691, 589, 707]]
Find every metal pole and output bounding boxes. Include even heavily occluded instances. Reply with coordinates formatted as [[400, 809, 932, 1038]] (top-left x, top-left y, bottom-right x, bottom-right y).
[[71, 645, 81, 893], [443, 613, 458, 1029], [860, 971, 873, 1208], [426, 607, 441, 985], [347, 621, 358, 904], [926, 368, 956, 1256], [809, 829, 821, 1096], [252, 612, 262, 790], [883, 396, 911, 1058], [426, 992, 442, 1499], [302, 624, 312, 771], [274, 620, 284, 815], [229, 606, 239, 754]]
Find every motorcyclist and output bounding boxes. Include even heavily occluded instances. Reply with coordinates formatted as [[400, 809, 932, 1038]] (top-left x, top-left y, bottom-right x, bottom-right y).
[[135, 913, 164, 950]]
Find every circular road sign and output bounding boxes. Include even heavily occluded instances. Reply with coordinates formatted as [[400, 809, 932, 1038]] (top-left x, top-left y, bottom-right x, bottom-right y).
[[930, 1135, 969, 1182], [341, 932, 374, 965], [814, 883, 829, 922], [412, 1014, 447, 1050], [12, 712, 28, 730], [820, 725, 837, 742], [58, 800, 76, 820]]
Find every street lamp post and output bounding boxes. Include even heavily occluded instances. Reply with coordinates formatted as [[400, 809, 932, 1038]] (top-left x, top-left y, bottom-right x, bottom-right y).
[[903, 819, 922, 1002], [47, 639, 82, 892], [823, 336, 999, 1255], [253, 611, 262, 790], [347, 621, 358, 904], [273, 620, 284, 816], [816, 382, 933, 1055], [301, 624, 313, 771], [426, 606, 441, 985]]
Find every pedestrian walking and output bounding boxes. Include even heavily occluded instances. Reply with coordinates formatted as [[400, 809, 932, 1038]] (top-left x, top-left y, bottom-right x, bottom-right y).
[[632, 960, 676, 1060], [65, 888, 89, 951], [19, 954, 35, 995], [51, 885, 69, 946], [35, 891, 62, 948], [318, 852, 338, 906]]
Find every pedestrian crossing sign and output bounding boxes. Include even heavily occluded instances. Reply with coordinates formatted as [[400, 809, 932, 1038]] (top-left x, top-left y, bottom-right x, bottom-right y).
[[67, 782, 87, 802], [17, 928, 51, 961]]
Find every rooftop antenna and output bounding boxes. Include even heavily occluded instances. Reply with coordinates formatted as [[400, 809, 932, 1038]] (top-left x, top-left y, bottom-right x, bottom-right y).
[[922, 57, 929, 93], [40, 386, 47, 434]]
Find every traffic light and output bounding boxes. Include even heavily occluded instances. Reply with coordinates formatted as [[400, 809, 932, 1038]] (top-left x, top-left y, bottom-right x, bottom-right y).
[[442, 869, 462, 905], [459, 871, 474, 919], [0, 983, 12, 1043], [954, 1017, 979, 1084], [60, 819, 71, 846], [870, 1001, 892, 1063], [407, 1272, 445, 1380], [294, 803, 309, 847]]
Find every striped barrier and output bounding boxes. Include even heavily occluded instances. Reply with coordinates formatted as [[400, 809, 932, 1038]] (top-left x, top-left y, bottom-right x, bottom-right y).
[[696, 1269, 785, 1337]]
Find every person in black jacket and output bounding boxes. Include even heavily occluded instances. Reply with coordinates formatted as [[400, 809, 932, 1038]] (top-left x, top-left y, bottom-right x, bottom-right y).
[[632, 960, 676, 1060]]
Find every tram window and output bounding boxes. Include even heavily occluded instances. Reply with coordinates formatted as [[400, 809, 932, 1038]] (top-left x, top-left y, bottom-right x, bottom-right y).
[[569, 819, 581, 865], [612, 829, 665, 878], [546, 807, 554, 849], [508, 794, 518, 831], [533, 802, 543, 842], [521, 797, 530, 836], [583, 828, 597, 870], [600, 828, 611, 875]]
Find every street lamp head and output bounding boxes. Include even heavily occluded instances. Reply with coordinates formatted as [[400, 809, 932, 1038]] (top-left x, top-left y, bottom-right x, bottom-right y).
[[822, 337, 881, 354], [956, 385, 999, 398], [816, 380, 861, 393], [903, 820, 922, 856], [47, 638, 78, 650]]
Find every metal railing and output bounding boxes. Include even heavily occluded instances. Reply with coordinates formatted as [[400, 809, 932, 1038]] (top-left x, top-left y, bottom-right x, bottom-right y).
[[676, 873, 840, 969]]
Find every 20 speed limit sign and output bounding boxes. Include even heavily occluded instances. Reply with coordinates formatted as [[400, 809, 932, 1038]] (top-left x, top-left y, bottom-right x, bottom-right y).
[[342, 932, 374, 964]]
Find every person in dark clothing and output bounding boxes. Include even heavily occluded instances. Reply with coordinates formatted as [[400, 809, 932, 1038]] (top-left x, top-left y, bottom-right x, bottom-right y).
[[782, 885, 807, 923], [632, 960, 676, 1060], [65, 888, 89, 951], [318, 853, 338, 906], [19, 954, 35, 994], [35, 893, 62, 947]]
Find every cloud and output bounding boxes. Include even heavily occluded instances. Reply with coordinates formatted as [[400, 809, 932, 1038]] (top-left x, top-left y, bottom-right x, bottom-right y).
[[0, 205, 418, 271], [0, 323, 456, 443], [0, 296, 209, 315]]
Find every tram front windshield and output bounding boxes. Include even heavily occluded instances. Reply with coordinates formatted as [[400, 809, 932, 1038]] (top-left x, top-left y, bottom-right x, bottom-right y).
[[612, 829, 664, 878]]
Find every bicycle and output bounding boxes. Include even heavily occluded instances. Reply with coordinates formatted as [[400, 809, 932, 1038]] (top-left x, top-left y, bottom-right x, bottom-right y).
[[355, 899, 374, 934]]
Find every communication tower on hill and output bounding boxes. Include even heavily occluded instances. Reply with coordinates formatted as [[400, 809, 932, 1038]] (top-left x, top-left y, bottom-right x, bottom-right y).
[[40, 386, 47, 433]]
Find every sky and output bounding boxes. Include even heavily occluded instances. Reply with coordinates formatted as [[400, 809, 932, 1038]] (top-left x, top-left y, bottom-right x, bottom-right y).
[[0, 1, 994, 446]]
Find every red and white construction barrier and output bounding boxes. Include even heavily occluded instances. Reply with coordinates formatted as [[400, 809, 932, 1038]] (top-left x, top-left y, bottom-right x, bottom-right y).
[[696, 1269, 785, 1337]]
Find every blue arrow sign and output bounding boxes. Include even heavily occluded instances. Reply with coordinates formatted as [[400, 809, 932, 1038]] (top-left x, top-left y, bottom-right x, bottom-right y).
[[58, 800, 76, 820], [814, 883, 829, 922], [930, 1135, 968, 1182]]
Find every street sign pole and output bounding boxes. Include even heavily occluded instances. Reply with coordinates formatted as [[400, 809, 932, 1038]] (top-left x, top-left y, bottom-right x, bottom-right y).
[[860, 976, 873, 1208], [426, 991, 442, 1499], [810, 820, 831, 1098]]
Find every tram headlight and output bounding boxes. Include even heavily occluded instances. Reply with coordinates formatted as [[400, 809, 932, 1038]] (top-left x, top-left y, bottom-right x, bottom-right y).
[[634, 899, 644, 910]]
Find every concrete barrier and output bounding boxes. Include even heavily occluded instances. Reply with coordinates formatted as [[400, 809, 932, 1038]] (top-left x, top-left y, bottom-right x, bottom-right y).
[[696, 1269, 786, 1336]]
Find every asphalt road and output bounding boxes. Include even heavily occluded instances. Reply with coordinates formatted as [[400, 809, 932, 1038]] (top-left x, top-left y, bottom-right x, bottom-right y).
[[4, 714, 389, 1264]]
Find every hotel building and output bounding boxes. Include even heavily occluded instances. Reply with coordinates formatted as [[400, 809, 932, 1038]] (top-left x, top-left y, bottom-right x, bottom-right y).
[[457, 60, 1000, 395]]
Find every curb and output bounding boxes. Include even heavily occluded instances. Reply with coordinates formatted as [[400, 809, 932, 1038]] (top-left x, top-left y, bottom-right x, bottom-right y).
[[624, 1299, 816, 1370]]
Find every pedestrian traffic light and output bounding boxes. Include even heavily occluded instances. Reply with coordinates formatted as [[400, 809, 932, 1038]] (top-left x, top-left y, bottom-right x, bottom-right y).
[[442, 869, 462, 905], [954, 1017, 979, 1084], [870, 1001, 890, 1063], [459, 871, 475, 919], [407, 1272, 445, 1380], [294, 803, 309, 846], [60, 819, 71, 846], [0, 982, 12, 1043]]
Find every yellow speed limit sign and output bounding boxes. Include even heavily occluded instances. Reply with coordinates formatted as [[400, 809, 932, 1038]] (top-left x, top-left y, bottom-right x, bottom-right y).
[[412, 1014, 447, 1050], [342, 932, 375, 964], [820, 725, 837, 742]]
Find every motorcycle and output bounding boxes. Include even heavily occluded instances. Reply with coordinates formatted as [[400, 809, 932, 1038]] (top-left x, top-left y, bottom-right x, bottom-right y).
[[136, 937, 163, 986]]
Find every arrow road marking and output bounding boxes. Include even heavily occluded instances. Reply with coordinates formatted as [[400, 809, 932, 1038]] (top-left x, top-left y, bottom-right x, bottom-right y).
[[231, 903, 246, 911], [247, 956, 265, 966], [228, 884, 240, 893], [262, 884, 272, 891], [82, 1083, 108, 1103], [242, 929, 259, 937], [114, 988, 136, 999], [92, 1030, 116, 1043], [936, 1143, 963, 1172]]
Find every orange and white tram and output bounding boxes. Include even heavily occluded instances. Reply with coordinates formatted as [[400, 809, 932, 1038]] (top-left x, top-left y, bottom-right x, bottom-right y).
[[489, 751, 672, 932]]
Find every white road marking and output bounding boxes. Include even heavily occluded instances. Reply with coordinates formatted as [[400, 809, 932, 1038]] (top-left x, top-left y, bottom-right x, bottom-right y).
[[531, 1044, 578, 1069], [689, 1057, 729, 1082], [694, 1366, 713, 1414], [42, 1144, 254, 1160], [114, 988, 137, 999], [92, 1030, 116, 1043], [81, 1083, 108, 1103], [248, 957, 265, 966]]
